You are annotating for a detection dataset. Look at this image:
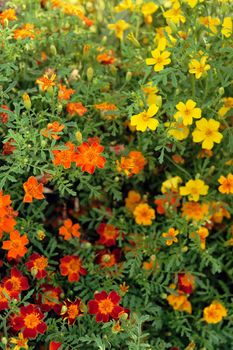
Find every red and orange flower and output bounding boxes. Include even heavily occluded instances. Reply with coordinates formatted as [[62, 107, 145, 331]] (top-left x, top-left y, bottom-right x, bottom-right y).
[[59, 255, 87, 282], [66, 102, 87, 117], [97, 223, 119, 247], [2, 230, 29, 259], [23, 176, 45, 203], [61, 298, 84, 325], [75, 138, 106, 174], [52, 142, 76, 169], [26, 253, 48, 279], [59, 219, 81, 241]]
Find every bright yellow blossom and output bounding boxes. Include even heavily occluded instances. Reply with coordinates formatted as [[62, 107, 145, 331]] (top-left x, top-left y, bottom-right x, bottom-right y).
[[180, 179, 209, 201], [108, 20, 130, 40], [192, 118, 223, 150], [142, 82, 162, 106], [161, 176, 182, 193], [189, 56, 210, 79], [154, 26, 176, 48], [203, 302, 227, 324], [114, 0, 135, 12], [130, 105, 159, 132], [166, 121, 189, 140], [199, 16, 220, 34], [163, 2, 186, 24], [218, 97, 233, 117], [141, 2, 158, 24], [174, 99, 201, 125], [146, 49, 171, 71], [221, 17, 232, 38], [162, 227, 179, 246]]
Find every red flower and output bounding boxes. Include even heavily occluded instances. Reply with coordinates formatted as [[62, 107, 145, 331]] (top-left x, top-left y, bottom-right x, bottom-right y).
[[178, 273, 195, 294], [10, 304, 47, 339], [96, 249, 121, 268], [25, 253, 48, 279], [49, 341, 62, 350], [61, 298, 84, 325], [97, 223, 119, 247], [88, 290, 124, 322], [0, 105, 10, 123], [2, 139, 16, 155], [75, 138, 106, 174], [3, 267, 29, 295], [59, 255, 87, 282], [36, 284, 62, 313], [0, 284, 18, 311]]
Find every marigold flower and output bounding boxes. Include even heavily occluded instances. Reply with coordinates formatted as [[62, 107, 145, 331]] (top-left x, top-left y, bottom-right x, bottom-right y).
[[133, 203, 155, 225], [218, 97, 233, 117], [125, 190, 142, 212], [25, 253, 48, 279], [180, 179, 209, 202], [59, 218, 81, 240], [154, 26, 176, 48], [141, 2, 158, 24], [49, 341, 62, 350], [9, 333, 28, 350], [97, 223, 119, 247], [146, 49, 171, 72], [52, 141, 76, 169], [66, 102, 87, 117], [221, 17, 232, 38], [192, 118, 223, 150], [2, 230, 29, 259], [0, 8, 17, 25], [23, 176, 45, 203], [2, 139, 16, 155], [36, 284, 62, 313], [199, 16, 220, 34], [161, 176, 182, 194], [59, 255, 87, 282], [130, 105, 159, 132], [10, 304, 47, 339], [167, 291, 192, 313], [88, 290, 123, 322], [36, 74, 56, 91], [3, 267, 29, 296], [203, 302, 227, 324], [162, 227, 179, 246], [61, 298, 84, 325], [189, 56, 210, 79], [174, 99, 201, 126], [218, 174, 233, 194], [94, 102, 117, 111], [114, 0, 135, 12], [75, 139, 106, 174], [117, 151, 147, 176], [178, 273, 195, 294], [41, 121, 65, 140], [96, 249, 121, 268], [155, 192, 180, 215], [119, 282, 129, 295], [166, 121, 189, 140], [191, 226, 209, 249], [97, 51, 116, 65], [210, 202, 230, 224], [108, 20, 130, 40], [14, 23, 37, 39], [163, 2, 186, 24], [0, 105, 10, 123], [182, 201, 210, 221], [58, 84, 75, 101], [0, 283, 19, 311]]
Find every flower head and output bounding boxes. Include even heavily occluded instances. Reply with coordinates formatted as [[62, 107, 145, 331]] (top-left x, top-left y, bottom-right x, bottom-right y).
[[117, 151, 147, 176], [163, 2, 186, 24], [133, 203, 155, 225], [2, 230, 29, 259], [108, 20, 130, 40], [189, 56, 210, 79], [75, 139, 106, 174], [222, 17, 232, 38], [97, 223, 119, 247], [23, 176, 45, 203], [26, 253, 48, 279], [66, 102, 87, 117], [41, 121, 64, 140], [131, 105, 159, 131], [58, 84, 75, 101], [61, 298, 84, 325], [59, 219, 81, 240], [180, 179, 209, 201], [9, 333, 28, 350], [174, 99, 201, 126], [162, 227, 179, 246], [59, 255, 87, 282], [199, 16, 220, 34], [178, 273, 195, 294], [52, 142, 76, 169], [36, 74, 56, 91], [203, 302, 227, 324], [88, 290, 123, 322], [146, 49, 171, 71], [192, 118, 223, 150], [218, 174, 233, 194]]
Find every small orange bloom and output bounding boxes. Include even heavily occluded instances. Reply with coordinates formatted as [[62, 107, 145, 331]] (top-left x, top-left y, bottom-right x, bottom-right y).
[[36, 74, 56, 91], [218, 174, 233, 194], [0, 8, 17, 25], [59, 255, 87, 282], [59, 219, 81, 240], [125, 190, 142, 212], [94, 102, 117, 111], [167, 291, 192, 314], [26, 253, 48, 279], [66, 102, 87, 117], [23, 176, 45, 203], [162, 227, 179, 246], [2, 230, 29, 259], [75, 139, 106, 174], [41, 121, 64, 140], [133, 203, 155, 225], [58, 84, 75, 101], [203, 301, 227, 324], [97, 51, 115, 65], [14, 23, 37, 40], [182, 201, 210, 222], [117, 151, 147, 176], [52, 142, 76, 169]]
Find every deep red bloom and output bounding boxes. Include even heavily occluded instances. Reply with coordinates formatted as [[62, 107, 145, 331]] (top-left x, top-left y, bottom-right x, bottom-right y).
[[36, 284, 62, 313], [96, 223, 119, 247], [25, 253, 48, 279], [96, 249, 121, 268], [10, 304, 47, 339], [59, 255, 87, 282], [49, 341, 62, 350], [3, 267, 29, 295], [0, 284, 18, 311], [88, 290, 124, 322], [178, 273, 195, 294], [0, 105, 10, 123], [2, 139, 16, 155], [61, 298, 84, 325]]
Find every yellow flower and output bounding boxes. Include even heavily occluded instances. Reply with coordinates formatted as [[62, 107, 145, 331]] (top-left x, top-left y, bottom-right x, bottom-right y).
[[130, 104, 159, 132], [189, 56, 210, 79], [184, 0, 198, 7], [114, 0, 135, 12], [163, 2, 186, 24], [174, 99, 201, 126], [161, 176, 182, 193], [218, 97, 233, 117], [146, 49, 171, 71], [180, 179, 209, 202], [141, 2, 158, 23], [221, 17, 232, 38], [108, 20, 130, 40], [192, 118, 223, 150], [166, 121, 189, 140], [154, 26, 176, 48], [10, 333, 28, 350], [142, 82, 162, 106], [199, 16, 220, 34], [167, 292, 192, 313], [203, 302, 227, 324], [133, 203, 155, 225], [162, 227, 179, 245]]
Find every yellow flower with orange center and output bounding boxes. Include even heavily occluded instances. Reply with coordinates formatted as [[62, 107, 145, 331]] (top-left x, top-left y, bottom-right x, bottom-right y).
[[166, 121, 189, 140], [10, 333, 28, 350], [192, 118, 223, 150], [218, 174, 233, 194], [189, 56, 210, 79], [163, 2, 186, 24], [221, 17, 232, 38], [180, 179, 209, 202], [218, 97, 233, 117], [203, 302, 227, 324], [108, 20, 130, 40], [130, 105, 159, 132], [162, 227, 179, 246], [36, 74, 56, 91], [199, 16, 220, 34], [146, 49, 171, 72], [174, 99, 201, 126], [182, 201, 210, 221], [133, 203, 155, 225]]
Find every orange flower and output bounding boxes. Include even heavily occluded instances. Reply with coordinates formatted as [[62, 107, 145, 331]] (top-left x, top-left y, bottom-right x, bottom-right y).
[[52, 142, 76, 169], [162, 227, 179, 246], [23, 176, 45, 203], [66, 102, 87, 117], [0, 191, 12, 217], [125, 190, 142, 212], [41, 121, 64, 140], [218, 174, 233, 194], [36, 74, 56, 91], [97, 51, 116, 65], [0, 8, 17, 25], [97, 223, 119, 247], [117, 151, 147, 176], [203, 301, 227, 324], [61, 298, 84, 325], [178, 273, 195, 294], [14, 23, 37, 39], [182, 201, 210, 221], [75, 139, 106, 174], [0, 105, 10, 123], [26, 253, 48, 279], [59, 219, 81, 240], [133, 203, 155, 225], [2, 230, 29, 259], [94, 102, 117, 111], [167, 291, 192, 314], [59, 255, 87, 282], [211, 202, 230, 224], [58, 84, 75, 101], [96, 249, 120, 268]]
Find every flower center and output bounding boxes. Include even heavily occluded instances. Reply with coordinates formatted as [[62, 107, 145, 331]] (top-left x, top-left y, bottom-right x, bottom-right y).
[[98, 299, 114, 314], [69, 260, 80, 272], [205, 128, 213, 136], [34, 257, 48, 270], [104, 226, 117, 238], [24, 312, 41, 328], [67, 304, 79, 319]]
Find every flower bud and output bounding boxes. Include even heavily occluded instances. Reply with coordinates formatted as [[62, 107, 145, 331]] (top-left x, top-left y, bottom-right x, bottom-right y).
[[22, 93, 31, 110], [86, 67, 94, 81], [37, 230, 45, 240], [126, 71, 132, 82], [31, 267, 38, 278], [218, 87, 225, 96], [60, 305, 68, 314], [50, 44, 57, 56], [1, 337, 7, 345], [75, 131, 82, 143], [181, 246, 188, 252], [127, 32, 141, 47]]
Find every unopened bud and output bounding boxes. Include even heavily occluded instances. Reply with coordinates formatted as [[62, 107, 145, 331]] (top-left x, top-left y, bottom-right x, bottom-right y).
[[87, 67, 94, 81], [22, 93, 31, 110], [218, 87, 225, 96], [31, 267, 38, 278], [182, 246, 189, 252], [126, 71, 132, 82], [50, 44, 57, 56], [1, 337, 7, 345], [127, 32, 141, 47], [75, 131, 82, 143], [37, 230, 45, 240], [60, 305, 68, 314]]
